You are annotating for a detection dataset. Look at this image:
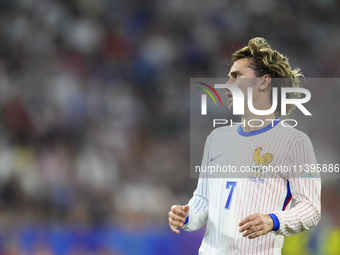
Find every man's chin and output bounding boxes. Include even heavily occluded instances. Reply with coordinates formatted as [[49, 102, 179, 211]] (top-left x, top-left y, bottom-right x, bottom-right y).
[[228, 104, 233, 111]]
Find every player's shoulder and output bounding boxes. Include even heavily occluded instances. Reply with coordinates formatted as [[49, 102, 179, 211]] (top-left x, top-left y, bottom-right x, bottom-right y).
[[274, 120, 311, 142], [206, 125, 238, 142]]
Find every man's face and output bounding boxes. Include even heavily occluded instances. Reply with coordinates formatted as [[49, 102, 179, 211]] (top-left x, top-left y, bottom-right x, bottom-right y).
[[226, 58, 259, 111]]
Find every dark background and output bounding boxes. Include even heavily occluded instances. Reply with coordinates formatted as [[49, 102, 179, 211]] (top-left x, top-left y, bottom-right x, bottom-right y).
[[0, 0, 339, 254]]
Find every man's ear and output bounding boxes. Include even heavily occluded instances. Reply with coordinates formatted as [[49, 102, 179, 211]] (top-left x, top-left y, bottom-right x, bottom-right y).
[[259, 74, 271, 91]]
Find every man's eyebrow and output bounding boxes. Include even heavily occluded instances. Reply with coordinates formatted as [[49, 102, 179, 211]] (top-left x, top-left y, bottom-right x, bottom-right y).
[[228, 71, 241, 78]]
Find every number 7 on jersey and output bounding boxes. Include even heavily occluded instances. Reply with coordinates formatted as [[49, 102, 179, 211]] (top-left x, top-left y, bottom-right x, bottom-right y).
[[225, 181, 237, 210]]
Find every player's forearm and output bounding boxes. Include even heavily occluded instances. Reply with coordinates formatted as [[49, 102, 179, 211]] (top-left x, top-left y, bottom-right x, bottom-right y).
[[183, 207, 208, 231], [183, 196, 209, 231], [272, 202, 321, 236]]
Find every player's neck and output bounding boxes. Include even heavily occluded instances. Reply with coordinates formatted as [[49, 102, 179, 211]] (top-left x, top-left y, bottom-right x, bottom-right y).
[[241, 112, 277, 132]]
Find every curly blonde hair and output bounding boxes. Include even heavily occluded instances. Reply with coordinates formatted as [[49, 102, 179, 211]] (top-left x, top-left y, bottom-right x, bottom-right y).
[[231, 37, 303, 117]]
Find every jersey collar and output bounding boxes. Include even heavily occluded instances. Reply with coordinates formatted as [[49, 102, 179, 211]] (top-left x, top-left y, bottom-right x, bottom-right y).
[[237, 118, 281, 137]]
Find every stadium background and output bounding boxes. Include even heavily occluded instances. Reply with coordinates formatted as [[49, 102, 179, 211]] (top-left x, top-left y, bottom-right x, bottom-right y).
[[0, 0, 339, 254]]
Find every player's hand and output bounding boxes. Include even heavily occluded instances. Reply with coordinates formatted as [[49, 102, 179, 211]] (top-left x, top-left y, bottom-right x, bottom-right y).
[[238, 213, 274, 239], [168, 204, 190, 234]]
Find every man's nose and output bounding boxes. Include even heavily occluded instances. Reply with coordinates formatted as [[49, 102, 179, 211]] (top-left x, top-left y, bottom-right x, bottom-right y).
[[224, 79, 233, 92], [226, 78, 234, 85]]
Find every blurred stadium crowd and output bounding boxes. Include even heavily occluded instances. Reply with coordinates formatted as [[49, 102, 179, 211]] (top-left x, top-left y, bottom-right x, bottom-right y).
[[0, 0, 339, 254]]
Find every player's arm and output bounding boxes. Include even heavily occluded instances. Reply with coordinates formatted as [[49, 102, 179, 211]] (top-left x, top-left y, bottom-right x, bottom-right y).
[[239, 136, 321, 239], [169, 132, 212, 233], [269, 136, 321, 236], [168, 176, 209, 234], [182, 174, 209, 232]]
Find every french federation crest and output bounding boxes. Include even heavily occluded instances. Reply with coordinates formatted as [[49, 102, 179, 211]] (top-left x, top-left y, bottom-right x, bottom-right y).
[[249, 145, 274, 183], [253, 146, 273, 167]]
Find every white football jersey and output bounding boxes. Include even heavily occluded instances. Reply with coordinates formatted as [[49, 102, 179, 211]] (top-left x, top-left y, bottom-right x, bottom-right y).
[[184, 120, 321, 255]]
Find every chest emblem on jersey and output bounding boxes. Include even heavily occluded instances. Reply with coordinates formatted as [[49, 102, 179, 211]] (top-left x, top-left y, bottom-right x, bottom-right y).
[[253, 146, 273, 167], [249, 144, 274, 183]]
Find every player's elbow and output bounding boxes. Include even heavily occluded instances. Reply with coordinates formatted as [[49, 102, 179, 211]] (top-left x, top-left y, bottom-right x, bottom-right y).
[[311, 207, 321, 228], [304, 206, 321, 230]]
